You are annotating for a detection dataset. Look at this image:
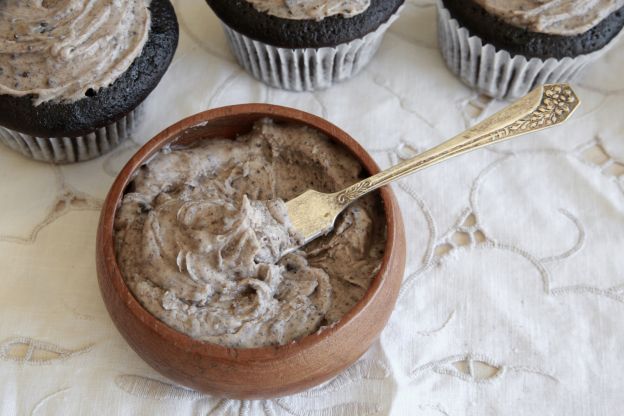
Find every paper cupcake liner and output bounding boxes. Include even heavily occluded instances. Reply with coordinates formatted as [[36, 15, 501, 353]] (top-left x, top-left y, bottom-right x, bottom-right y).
[[436, 1, 616, 99], [0, 104, 143, 164], [222, 7, 402, 91]]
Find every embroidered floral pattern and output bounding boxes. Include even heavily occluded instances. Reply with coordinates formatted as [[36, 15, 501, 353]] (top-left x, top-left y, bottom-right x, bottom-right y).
[[115, 359, 390, 415], [0, 337, 92, 364]]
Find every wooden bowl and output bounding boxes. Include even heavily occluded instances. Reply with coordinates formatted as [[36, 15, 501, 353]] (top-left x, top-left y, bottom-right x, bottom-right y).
[[96, 104, 406, 399]]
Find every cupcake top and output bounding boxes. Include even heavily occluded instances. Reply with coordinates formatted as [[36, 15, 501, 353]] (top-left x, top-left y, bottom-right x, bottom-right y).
[[206, 0, 403, 49], [474, 0, 624, 36], [0, 0, 151, 105], [245, 0, 370, 21]]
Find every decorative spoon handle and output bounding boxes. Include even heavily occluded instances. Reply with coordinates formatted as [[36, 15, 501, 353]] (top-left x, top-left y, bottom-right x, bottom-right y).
[[335, 84, 579, 205]]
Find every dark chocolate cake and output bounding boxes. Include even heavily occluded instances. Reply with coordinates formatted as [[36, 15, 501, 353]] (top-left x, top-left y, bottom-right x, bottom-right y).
[[0, 0, 179, 139], [206, 0, 404, 48]]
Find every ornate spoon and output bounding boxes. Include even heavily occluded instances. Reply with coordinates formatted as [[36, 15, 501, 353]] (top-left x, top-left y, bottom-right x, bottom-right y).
[[285, 83, 580, 249]]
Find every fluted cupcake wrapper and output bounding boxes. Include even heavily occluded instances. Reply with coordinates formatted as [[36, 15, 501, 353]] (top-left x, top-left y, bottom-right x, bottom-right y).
[[0, 104, 143, 164], [222, 7, 402, 91], [436, 0, 617, 99]]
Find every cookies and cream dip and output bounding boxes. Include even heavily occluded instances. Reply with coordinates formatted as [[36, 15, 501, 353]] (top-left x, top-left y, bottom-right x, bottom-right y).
[[474, 0, 624, 36], [114, 119, 386, 348], [0, 0, 151, 105], [245, 0, 370, 21]]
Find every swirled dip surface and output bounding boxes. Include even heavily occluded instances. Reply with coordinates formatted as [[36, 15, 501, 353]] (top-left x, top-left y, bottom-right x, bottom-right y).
[[245, 0, 370, 21], [474, 0, 624, 35], [0, 0, 151, 105], [114, 119, 386, 348]]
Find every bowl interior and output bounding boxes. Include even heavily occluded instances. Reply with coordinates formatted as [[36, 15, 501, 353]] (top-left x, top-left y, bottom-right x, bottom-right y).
[[102, 104, 400, 361]]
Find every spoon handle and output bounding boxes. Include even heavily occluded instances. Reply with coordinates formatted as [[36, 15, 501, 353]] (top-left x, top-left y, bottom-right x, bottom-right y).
[[335, 83, 580, 205]]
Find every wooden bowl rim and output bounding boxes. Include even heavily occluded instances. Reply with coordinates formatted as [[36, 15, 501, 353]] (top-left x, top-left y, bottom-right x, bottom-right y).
[[99, 103, 401, 362]]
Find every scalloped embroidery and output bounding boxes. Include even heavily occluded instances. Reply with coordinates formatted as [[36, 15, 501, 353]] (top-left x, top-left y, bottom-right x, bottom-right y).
[[411, 353, 558, 384], [115, 359, 390, 415], [0, 336, 93, 364]]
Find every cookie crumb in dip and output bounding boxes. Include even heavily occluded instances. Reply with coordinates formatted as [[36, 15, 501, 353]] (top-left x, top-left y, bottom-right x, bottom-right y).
[[114, 119, 386, 348]]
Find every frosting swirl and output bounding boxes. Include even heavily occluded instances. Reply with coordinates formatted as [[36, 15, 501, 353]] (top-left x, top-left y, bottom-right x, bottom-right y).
[[114, 120, 386, 348], [474, 0, 624, 36], [0, 0, 151, 105], [245, 0, 370, 21]]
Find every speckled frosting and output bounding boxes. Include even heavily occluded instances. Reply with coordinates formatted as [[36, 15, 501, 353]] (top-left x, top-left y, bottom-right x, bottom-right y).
[[0, 0, 151, 105], [114, 119, 386, 348], [245, 0, 370, 20], [474, 0, 624, 35]]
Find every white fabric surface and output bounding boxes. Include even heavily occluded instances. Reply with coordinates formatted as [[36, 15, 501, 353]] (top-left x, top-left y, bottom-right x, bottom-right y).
[[2, 0, 624, 414]]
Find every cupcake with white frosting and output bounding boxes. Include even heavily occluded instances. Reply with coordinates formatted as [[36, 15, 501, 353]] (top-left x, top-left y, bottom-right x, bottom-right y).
[[205, 0, 404, 91], [437, 0, 624, 99], [0, 0, 178, 163]]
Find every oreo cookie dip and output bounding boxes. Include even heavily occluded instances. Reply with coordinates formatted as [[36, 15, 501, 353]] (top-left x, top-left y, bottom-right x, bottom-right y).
[[114, 119, 386, 348]]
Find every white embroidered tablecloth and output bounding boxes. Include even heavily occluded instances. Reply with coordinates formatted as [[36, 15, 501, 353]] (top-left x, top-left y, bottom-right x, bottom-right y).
[[2, 1, 624, 414]]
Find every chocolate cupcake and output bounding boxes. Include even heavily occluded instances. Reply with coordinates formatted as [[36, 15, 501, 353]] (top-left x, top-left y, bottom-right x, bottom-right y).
[[437, 0, 624, 99], [0, 0, 178, 163], [206, 0, 404, 91]]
